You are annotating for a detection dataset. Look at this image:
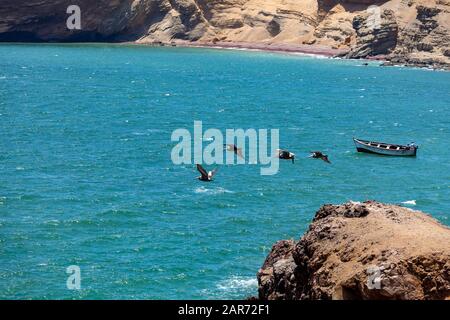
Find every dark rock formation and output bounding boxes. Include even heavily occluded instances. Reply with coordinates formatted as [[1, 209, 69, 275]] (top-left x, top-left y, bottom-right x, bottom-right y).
[[267, 19, 281, 37], [258, 201, 450, 300], [416, 5, 441, 32], [0, 0, 134, 42], [346, 9, 398, 58], [387, 3, 450, 69]]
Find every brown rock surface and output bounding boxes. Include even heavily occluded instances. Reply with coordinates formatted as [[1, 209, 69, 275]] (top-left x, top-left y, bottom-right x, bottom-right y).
[[345, 9, 399, 58], [257, 201, 450, 300], [0, 0, 449, 68]]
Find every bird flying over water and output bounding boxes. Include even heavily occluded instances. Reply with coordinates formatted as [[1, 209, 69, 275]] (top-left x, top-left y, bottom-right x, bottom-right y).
[[276, 149, 295, 163], [196, 164, 218, 182], [309, 151, 331, 164], [224, 144, 243, 159]]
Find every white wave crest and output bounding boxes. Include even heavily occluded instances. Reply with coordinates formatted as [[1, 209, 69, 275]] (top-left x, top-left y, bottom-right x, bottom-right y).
[[401, 200, 416, 206], [216, 276, 258, 293], [194, 186, 233, 195]]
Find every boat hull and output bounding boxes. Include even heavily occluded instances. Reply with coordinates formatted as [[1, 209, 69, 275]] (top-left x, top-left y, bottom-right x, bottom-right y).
[[354, 139, 417, 156]]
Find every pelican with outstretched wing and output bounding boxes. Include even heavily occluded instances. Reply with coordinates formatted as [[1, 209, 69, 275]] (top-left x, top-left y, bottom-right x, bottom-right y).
[[276, 149, 295, 163], [224, 144, 244, 159], [196, 164, 218, 182], [309, 151, 331, 164]]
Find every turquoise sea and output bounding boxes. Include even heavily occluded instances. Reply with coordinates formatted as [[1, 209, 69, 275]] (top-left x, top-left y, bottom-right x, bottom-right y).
[[0, 44, 449, 299]]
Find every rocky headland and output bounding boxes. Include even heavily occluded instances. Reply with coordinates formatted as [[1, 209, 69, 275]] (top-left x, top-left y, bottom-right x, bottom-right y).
[[257, 201, 450, 300], [0, 0, 449, 69]]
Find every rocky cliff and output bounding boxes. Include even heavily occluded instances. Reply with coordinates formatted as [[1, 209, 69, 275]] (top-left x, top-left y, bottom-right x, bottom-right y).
[[0, 0, 449, 68], [258, 201, 450, 300]]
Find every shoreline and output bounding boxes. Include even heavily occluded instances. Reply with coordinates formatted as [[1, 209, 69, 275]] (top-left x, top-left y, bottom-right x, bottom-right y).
[[136, 40, 450, 71], [174, 40, 347, 58], [132, 40, 421, 68], [134, 39, 350, 59], [2, 40, 448, 71]]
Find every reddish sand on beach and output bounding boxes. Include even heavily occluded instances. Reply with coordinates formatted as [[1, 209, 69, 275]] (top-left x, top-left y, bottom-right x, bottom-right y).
[[136, 39, 349, 57], [190, 41, 348, 57]]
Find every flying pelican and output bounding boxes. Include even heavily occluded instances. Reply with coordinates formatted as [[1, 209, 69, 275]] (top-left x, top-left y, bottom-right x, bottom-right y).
[[224, 144, 244, 159], [196, 164, 218, 182], [309, 151, 331, 164], [276, 149, 295, 163]]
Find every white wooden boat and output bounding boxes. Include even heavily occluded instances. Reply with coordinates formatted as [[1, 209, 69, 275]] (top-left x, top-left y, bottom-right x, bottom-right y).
[[353, 138, 418, 156]]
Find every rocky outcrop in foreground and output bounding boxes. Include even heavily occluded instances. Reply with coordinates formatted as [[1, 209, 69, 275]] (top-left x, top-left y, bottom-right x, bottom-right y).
[[0, 0, 449, 69], [258, 201, 450, 300]]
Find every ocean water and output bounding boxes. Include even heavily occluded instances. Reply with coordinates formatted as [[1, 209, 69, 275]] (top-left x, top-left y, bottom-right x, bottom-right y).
[[0, 44, 449, 299]]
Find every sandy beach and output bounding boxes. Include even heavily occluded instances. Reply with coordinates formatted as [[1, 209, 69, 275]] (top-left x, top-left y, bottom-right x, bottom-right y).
[[135, 39, 349, 58]]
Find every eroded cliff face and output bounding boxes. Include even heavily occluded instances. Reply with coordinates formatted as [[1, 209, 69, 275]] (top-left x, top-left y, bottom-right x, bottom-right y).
[[0, 0, 449, 67], [257, 201, 450, 300]]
